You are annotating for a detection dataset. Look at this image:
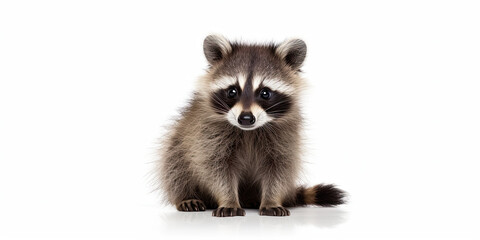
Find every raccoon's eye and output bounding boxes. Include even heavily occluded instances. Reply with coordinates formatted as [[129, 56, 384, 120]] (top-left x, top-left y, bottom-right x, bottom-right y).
[[227, 87, 238, 98], [260, 88, 272, 100]]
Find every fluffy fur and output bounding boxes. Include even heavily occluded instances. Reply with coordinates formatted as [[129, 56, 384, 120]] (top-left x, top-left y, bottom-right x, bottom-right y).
[[156, 35, 346, 217]]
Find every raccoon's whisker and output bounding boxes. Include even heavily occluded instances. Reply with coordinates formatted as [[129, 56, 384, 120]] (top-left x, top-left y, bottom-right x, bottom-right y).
[[212, 94, 230, 110], [209, 101, 226, 112], [261, 122, 273, 132], [258, 110, 279, 134], [211, 107, 227, 113], [266, 111, 287, 115], [211, 95, 229, 111], [210, 105, 230, 115], [212, 105, 227, 113], [211, 95, 225, 107], [264, 100, 290, 112]]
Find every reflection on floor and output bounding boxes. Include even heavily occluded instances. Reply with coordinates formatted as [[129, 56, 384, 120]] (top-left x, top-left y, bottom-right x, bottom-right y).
[[158, 207, 347, 236]]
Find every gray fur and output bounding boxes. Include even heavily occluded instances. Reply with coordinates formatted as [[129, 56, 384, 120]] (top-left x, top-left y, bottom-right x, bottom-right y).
[[156, 36, 345, 217]]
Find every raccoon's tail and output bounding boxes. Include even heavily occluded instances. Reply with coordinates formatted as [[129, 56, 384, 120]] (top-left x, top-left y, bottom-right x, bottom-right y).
[[289, 184, 347, 207]]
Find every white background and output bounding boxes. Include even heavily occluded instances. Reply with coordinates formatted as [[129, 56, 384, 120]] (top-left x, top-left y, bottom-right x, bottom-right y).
[[1, 0, 479, 239]]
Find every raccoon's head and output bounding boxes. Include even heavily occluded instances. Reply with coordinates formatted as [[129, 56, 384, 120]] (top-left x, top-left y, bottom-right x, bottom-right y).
[[200, 35, 307, 130]]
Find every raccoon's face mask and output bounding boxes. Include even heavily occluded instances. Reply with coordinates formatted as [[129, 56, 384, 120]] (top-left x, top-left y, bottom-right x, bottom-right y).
[[203, 35, 306, 131]]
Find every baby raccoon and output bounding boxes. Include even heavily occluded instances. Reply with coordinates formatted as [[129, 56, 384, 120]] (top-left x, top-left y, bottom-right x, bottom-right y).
[[157, 35, 345, 217]]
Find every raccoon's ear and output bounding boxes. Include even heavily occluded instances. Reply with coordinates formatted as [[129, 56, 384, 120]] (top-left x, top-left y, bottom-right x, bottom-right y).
[[203, 35, 232, 65], [275, 39, 307, 70]]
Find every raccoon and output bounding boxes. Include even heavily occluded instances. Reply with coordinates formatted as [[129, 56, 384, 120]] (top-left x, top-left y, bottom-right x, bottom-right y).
[[157, 35, 346, 217]]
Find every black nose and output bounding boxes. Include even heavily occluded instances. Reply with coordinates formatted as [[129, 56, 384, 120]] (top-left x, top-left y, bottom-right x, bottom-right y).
[[238, 112, 256, 126]]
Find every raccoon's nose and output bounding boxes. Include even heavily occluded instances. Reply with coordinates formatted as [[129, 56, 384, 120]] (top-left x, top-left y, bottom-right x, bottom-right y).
[[238, 112, 256, 126]]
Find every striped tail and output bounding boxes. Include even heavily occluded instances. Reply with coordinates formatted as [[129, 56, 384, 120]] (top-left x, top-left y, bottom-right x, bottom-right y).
[[294, 184, 346, 207]]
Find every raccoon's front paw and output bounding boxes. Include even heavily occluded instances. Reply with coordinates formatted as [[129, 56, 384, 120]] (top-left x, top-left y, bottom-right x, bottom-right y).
[[212, 207, 246, 217], [176, 199, 206, 212], [259, 206, 290, 216]]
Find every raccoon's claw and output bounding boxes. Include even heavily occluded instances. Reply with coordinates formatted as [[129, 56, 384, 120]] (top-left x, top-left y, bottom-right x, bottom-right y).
[[212, 207, 246, 217], [177, 199, 206, 212], [259, 206, 290, 216]]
